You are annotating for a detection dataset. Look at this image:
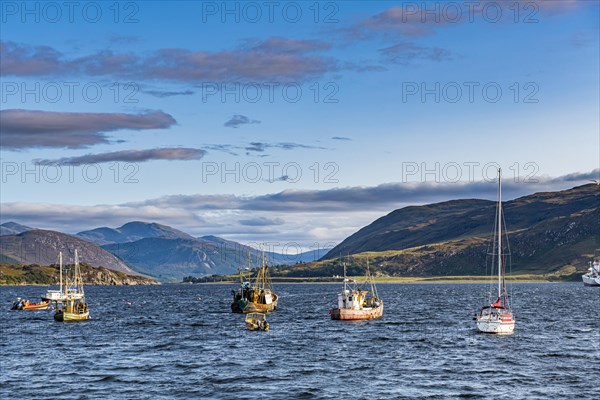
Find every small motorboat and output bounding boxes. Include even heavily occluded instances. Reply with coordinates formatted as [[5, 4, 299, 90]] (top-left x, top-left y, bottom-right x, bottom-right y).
[[245, 312, 269, 331], [23, 300, 51, 310], [10, 298, 50, 311]]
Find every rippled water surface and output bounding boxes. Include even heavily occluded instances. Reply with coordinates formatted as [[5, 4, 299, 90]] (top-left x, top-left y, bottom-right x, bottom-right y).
[[1, 283, 598, 399]]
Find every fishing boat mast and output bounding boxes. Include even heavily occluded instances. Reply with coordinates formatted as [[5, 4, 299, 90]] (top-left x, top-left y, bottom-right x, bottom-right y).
[[59, 251, 63, 294], [75, 249, 84, 297], [366, 257, 379, 300], [343, 260, 347, 292]]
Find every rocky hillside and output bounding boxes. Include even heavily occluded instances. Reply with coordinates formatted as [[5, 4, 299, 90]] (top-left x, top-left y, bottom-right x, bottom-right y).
[[0, 262, 158, 285], [305, 183, 599, 277], [324, 184, 599, 259], [0, 229, 142, 276]]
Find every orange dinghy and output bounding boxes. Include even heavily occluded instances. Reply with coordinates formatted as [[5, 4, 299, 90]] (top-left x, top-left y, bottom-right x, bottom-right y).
[[11, 298, 50, 311], [22, 300, 51, 310]]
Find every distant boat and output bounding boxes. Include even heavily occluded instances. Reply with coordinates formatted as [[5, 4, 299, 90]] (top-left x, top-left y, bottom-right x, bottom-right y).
[[231, 250, 278, 313], [475, 168, 515, 335], [53, 250, 90, 322], [245, 312, 269, 331], [582, 258, 600, 286], [330, 258, 383, 321]]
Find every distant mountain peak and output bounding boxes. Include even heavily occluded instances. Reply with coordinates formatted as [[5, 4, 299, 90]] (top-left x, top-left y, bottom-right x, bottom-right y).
[[0, 222, 34, 236], [77, 220, 195, 245]]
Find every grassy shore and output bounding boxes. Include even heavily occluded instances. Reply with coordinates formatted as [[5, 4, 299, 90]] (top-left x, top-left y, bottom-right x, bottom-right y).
[[189, 272, 579, 284]]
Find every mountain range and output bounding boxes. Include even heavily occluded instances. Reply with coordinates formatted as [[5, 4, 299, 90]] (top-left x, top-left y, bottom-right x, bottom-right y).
[[1, 183, 597, 281], [0, 221, 330, 282]]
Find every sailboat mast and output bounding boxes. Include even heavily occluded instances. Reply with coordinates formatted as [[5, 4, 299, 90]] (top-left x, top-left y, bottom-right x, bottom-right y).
[[59, 251, 63, 294], [497, 168, 502, 300]]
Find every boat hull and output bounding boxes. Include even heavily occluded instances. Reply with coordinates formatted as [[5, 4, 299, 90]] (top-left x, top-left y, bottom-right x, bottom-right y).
[[243, 300, 278, 313], [245, 322, 270, 331], [476, 316, 515, 334], [232, 294, 278, 313], [330, 303, 383, 321], [582, 275, 600, 286], [54, 310, 90, 322]]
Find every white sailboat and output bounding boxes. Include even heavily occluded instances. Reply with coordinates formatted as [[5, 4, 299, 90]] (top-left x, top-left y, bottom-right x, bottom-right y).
[[475, 169, 515, 334]]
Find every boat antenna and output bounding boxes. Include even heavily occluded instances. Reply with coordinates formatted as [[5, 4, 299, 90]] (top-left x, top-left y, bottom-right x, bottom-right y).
[[343, 257, 347, 293]]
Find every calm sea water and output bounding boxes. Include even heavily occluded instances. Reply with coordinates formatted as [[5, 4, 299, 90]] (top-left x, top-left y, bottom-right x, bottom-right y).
[[1, 283, 598, 399]]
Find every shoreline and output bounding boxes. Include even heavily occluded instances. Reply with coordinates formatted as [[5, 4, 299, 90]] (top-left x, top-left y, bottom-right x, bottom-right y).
[[2, 275, 582, 286], [183, 274, 580, 284]]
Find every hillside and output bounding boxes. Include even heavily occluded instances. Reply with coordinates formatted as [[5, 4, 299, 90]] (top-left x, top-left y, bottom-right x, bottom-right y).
[[0, 262, 158, 285], [311, 183, 600, 276], [0, 230, 142, 276]]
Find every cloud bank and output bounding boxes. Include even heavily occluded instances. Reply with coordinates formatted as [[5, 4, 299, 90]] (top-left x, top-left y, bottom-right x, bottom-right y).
[[34, 148, 206, 165], [1, 109, 176, 149], [1, 38, 337, 83], [1, 169, 596, 243]]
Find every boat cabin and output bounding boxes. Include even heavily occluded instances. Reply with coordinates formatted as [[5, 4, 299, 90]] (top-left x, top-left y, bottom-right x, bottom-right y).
[[337, 289, 367, 310]]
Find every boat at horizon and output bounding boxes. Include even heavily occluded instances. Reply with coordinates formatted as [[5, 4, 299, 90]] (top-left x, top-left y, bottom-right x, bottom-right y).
[[582, 257, 600, 286], [329, 258, 383, 321], [475, 168, 515, 335]]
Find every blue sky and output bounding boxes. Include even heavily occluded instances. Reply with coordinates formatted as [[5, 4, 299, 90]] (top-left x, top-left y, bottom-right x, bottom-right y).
[[1, 1, 599, 249]]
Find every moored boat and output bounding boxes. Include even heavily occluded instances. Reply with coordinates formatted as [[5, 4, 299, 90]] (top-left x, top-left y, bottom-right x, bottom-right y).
[[475, 169, 515, 335], [231, 250, 278, 314], [22, 300, 51, 310], [330, 259, 383, 321], [53, 250, 90, 322], [11, 298, 50, 311], [582, 258, 600, 286], [245, 312, 269, 331], [43, 252, 83, 302]]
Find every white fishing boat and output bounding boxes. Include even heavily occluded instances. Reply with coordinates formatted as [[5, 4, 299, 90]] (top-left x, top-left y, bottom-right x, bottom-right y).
[[475, 169, 515, 335], [582, 258, 600, 286], [42, 252, 84, 302]]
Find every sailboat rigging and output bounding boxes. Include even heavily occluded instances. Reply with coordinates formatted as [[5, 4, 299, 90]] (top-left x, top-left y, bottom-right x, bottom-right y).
[[475, 169, 515, 334]]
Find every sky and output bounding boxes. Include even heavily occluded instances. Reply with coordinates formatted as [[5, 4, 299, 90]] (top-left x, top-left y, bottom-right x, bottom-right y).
[[1, 0, 599, 251]]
